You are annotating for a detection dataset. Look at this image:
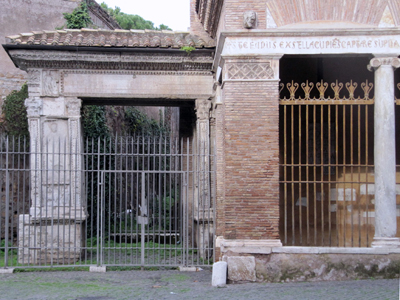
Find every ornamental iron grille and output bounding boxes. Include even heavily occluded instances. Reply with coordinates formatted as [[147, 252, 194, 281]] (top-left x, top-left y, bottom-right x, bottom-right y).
[[280, 80, 379, 247]]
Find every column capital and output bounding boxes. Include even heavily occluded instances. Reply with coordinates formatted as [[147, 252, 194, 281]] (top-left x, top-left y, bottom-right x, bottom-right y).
[[368, 56, 400, 71], [24, 97, 42, 118], [195, 98, 212, 120], [65, 97, 82, 117]]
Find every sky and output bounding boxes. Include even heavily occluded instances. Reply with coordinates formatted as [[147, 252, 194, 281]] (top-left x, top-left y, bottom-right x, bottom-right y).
[[99, 0, 190, 31]]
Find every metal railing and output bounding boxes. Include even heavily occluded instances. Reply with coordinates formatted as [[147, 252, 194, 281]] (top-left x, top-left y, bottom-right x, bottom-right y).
[[0, 135, 215, 268], [279, 80, 378, 247]]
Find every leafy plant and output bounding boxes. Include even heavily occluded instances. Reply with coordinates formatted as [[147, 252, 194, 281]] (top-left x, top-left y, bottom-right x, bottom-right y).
[[63, 1, 92, 29], [1, 83, 29, 136], [100, 3, 171, 30], [125, 107, 169, 135], [180, 46, 196, 54]]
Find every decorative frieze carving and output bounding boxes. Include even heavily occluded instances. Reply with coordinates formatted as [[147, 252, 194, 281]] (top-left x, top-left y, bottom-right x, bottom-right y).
[[227, 62, 274, 80], [8, 50, 214, 72], [42, 70, 59, 97], [27, 69, 41, 83], [196, 99, 212, 120], [25, 97, 42, 117]]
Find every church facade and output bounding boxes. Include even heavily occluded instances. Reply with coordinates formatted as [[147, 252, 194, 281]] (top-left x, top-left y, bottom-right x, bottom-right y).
[[2, 0, 400, 281]]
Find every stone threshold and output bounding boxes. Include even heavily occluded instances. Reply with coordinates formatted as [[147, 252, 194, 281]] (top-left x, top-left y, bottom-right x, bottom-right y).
[[218, 238, 400, 255], [272, 246, 400, 255]]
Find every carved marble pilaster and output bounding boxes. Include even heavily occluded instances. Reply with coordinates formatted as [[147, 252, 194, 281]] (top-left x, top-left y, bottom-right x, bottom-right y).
[[369, 55, 400, 248], [25, 98, 42, 212], [66, 98, 84, 215], [26, 69, 41, 97], [195, 98, 213, 259], [195, 99, 212, 209]]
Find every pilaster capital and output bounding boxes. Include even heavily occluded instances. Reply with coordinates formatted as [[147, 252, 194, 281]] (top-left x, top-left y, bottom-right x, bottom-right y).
[[368, 56, 400, 71], [65, 97, 82, 117], [24, 97, 42, 117], [195, 98, 212, 121]]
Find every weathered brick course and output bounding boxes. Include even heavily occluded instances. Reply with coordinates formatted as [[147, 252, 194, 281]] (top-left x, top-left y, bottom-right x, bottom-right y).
[[217, 79, 280, 240]]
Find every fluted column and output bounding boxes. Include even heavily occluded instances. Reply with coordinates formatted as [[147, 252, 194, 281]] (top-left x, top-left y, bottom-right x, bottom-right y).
[[369, 55, 400, 247]]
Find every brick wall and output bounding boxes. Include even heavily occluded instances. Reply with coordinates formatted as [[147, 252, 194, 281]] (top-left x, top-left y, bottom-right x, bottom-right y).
[[218, 80, 280, 240], [190, 0, 212, 40]]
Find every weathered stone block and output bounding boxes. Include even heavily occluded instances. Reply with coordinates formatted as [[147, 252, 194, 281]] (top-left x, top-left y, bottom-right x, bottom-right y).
[[226, 255, 256, 282], [212, 261, 227, 287], [18, 214, 84, 265]]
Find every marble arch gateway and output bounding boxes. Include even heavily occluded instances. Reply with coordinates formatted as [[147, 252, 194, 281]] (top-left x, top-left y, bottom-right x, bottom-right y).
[[2, 0, 400, 281], [3, 29, 216, 266]]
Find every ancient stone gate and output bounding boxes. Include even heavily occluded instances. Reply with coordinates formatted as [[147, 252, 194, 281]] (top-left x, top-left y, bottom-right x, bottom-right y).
[[1, 29, 216, 268]]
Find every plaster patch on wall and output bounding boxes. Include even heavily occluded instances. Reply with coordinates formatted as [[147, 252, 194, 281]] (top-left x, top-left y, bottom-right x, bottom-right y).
[[266, 8, 277, 29], [379, 5, 395, 28]]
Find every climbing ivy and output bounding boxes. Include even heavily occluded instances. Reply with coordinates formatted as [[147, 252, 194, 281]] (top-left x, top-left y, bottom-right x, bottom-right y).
[[1, 83, 29, 136], [125, 107, 169, 136], [82, 105, 109, 138], [63, 1, 92, 29]]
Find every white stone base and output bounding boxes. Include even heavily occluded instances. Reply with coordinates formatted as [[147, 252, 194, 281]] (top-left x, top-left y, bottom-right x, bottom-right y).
[[371, 237, 400, 248], [0, 268, 14, 274], [18, 214, 84, 265], [89, 266, 106, 273], [212, 261, 227, 287]]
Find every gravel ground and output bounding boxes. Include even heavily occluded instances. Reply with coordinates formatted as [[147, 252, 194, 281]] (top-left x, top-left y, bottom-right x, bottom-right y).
[[0, 269, 399, 300]]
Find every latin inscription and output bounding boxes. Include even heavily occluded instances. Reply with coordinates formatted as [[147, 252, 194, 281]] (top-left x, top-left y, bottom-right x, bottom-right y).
[[226, 38, 400, 51], [223, 35, 400, 55]]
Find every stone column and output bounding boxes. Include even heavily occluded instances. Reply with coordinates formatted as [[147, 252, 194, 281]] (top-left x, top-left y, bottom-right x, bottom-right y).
[[19, 68, 86, 264], [369, 55, 400, 247], [195, 98, 213, 259]]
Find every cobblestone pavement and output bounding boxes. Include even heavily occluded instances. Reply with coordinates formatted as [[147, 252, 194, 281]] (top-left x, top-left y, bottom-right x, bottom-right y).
[[0, 269, 399, 300]]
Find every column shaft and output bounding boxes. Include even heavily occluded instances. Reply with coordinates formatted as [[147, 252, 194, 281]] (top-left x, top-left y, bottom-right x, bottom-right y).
[[370, 56, 400, 247]]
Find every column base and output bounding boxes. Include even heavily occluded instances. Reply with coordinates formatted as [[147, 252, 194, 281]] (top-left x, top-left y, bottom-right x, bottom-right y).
[[371, 237, 400, 248], [18, 214, 85, 265]]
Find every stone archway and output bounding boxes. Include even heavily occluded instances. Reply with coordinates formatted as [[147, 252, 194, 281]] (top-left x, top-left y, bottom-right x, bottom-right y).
[[4, 29, 215, 265]]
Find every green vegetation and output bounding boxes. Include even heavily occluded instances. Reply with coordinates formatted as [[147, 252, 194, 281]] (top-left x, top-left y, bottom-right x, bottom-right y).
[[180, 46, 196, 54], [63, 1, 92, 29], [125, 107, 169, 135], [82, 106, 110, 137], [100, 2, 171, 30], [0, 240, 18, 267], [1, 83, 29, 136]]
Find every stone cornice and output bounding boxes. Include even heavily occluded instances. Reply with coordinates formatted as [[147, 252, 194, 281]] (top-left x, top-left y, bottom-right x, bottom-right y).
[[7, 49, 214, 72]]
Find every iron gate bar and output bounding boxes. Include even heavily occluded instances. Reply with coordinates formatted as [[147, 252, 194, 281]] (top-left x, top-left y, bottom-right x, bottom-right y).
[[280, 80, 376, 247], [0, 135, 215, 269], [98, 170, 187, 267]]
